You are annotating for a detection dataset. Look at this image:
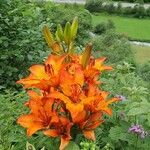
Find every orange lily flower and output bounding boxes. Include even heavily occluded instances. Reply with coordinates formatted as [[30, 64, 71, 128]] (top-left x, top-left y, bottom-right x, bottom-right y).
[[17, 90, 59, 136], [48, 89, 101, 123], [86, 91, 119, 115], [78, 111, 103, 140], [17, 55, 66, 91], [59, 62, 84, 86], [16, 19, 119, 150], [83, 57, 112, 85], [87, 57, 112, 71], [44, 117, 73, 150]]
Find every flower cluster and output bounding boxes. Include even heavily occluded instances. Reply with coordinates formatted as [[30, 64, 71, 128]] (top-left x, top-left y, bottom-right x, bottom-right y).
[[17, 17, 118, 150], [128, 124, 148, 139], [17, 54, 118, 150]]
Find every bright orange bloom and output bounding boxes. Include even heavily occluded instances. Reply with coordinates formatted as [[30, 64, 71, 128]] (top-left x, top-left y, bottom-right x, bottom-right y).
[[89, 57, 112, 71], [85, 91, 119, 115], [48, 90, 101, 123], [17, 55, 66, 91], [79, 111, 103, 140], [84, 57, 112, 85], [73, 110, 103, 140], [17, 90, 59, 136], [44, 117, 73, 150], [59, 62, 84, 86], [17, 52, 118, 150], [16, 19, 119, 150]]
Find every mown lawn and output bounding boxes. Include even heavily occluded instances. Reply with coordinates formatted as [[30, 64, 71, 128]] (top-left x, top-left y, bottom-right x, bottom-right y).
[[132, 44, 150, 64], [92, 13, 150, 42]]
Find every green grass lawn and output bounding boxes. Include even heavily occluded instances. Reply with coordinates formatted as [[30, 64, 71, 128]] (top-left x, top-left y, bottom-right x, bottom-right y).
[[92, 14, 150, 42], [132, 44, 150, 64]]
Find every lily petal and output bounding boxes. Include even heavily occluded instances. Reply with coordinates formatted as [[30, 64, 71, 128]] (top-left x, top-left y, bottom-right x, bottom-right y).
[[83, 130, 96, 141]]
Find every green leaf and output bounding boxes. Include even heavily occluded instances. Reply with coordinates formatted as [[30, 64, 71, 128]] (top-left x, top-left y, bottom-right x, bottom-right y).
[[65, 141, 80, 150], [71, 17, 78, 40], [26, 142, 36, 150], [42, 25, 54, 47], [109, 126, 128, 142], [127, 106, 150, 116], [56, 24, 64, 41], [81, 43, 92, 69], [127, 100, 150, 116], [64, 22, 71, 45]]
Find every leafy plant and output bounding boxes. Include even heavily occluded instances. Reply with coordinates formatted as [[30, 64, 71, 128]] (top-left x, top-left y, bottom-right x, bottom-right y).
[[0, 0, 92, 89], [92, 31, 134, 64]]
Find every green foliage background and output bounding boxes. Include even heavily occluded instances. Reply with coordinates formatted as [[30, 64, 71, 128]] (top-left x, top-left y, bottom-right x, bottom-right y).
[[0, 0, 150, 150], [0, 0, 92, 89], [85, 0, 150, 18]]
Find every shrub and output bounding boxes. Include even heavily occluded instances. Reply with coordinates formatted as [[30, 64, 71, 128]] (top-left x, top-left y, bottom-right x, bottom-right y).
[[122, 6, 133, 15], [0, 0, 92, 89], [85, 0, 150, 18], [85, 0, 104, 13], [0, 90, 60, 149], [103, 2, 116, 14], [133, 4, 146, 18], [0, 0, 49, 89], [92, 31, 134, 64], [146, 6, 150, 17], [107, 20, 116, 30], [116, 2, 123, 14], [93, 20, 115, 35], [112, 0, 149, 2], [93, 22, 107, 34], [137, 61, 150, 82]]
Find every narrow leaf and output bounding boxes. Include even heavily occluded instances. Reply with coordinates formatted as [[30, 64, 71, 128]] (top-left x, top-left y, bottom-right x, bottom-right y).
[[56, 24, 64, 41], [42, 25, 54, 47], [68, 42, 74, 54], [64, 22, 71, 45], [81, 43, 92, 69], [71, 17, 78, 40]]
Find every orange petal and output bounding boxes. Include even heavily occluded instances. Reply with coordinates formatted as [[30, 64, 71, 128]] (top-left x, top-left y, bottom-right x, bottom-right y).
[[60, 63, 84, 86], [101, 66, 113, 71], [17, 78, 49, 90], [48, 92, 70, 104], [104, 108, 112, 116], [100, 91, 109, 100], [29, 65, 49, 79], [97, 101, 112, 115], [107, 97, 119, 105], [28, 98, 43, 113], [83, 96, 100, 105], [83, 130, 96, 141], [60, 83, 72, 97], [28, 90, 42, 100], [94, 57, 113, 71], [60, 138, 70, 150], [66, 103, 84, 121], [17, 78, 40, 85], [17, 114, 44, 136], [27, 124, 44, 136], [86, 120, 103, 130], [73, 110, 86, 123], [44, 129, 59, 137], [45, 55, 66, 74], [88, 111, 102, 123]]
